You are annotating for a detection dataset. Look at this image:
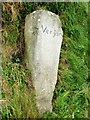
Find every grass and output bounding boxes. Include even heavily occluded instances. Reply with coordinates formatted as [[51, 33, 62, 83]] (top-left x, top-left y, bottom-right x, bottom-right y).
[[2, 61, 39, 119], [1, 2, 89, 119]]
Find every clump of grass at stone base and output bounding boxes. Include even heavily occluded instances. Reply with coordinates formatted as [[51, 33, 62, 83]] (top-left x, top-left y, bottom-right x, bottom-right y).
[[2, 61, 39, 118]]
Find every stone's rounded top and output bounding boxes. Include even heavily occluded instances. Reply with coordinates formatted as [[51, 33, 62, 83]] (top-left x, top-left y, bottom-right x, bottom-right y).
[[26, 10, 62, 28], [27, 10, 59, 18]]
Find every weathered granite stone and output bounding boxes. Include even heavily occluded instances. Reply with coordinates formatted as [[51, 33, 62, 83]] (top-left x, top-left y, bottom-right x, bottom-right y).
[[25, 10, 63, 114]]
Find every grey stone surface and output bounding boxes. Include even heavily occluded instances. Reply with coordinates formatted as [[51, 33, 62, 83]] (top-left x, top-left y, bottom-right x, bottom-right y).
[[25, 10, 63, 114]]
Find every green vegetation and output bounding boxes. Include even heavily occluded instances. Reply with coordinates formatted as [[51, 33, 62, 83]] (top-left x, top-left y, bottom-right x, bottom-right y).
[[1, 2, 89, 119]]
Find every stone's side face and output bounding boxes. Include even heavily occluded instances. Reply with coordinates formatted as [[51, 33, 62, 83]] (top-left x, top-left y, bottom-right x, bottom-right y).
[[25, 10, 63, 114]]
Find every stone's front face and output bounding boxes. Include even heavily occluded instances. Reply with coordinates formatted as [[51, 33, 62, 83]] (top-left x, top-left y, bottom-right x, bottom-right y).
[[25, 10, 63, 114]]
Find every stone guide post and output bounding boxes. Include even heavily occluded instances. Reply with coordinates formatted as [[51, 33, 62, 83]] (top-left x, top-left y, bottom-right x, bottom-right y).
[[25, 10, 63, 114]]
